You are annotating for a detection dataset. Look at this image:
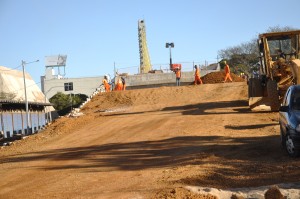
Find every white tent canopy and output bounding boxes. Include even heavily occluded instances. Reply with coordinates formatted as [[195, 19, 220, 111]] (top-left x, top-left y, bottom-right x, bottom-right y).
[[0, 66, 46, 103]]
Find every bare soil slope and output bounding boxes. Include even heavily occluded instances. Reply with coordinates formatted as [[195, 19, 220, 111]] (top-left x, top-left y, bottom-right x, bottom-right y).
[[0, 82, 299, 199]]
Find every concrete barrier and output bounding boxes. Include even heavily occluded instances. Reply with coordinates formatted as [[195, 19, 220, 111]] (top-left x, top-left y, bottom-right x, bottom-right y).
[[124, 70, 217, 89]]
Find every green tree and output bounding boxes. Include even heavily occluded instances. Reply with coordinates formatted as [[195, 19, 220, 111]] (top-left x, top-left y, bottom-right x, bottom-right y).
[[49, 92, 88, 116], [49, 92, 70, 111], [218, 26, 297, 75]]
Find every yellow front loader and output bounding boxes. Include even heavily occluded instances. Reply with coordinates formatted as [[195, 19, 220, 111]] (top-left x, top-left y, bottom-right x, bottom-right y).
[[249, 30, 300, 111]]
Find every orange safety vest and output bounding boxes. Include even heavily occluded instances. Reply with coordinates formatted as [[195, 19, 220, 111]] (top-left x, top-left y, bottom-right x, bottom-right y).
[[175, 70, 181, 78], [225, 64, 230, 74], [195, 68, 200, 77], [102, 79, 110, 92], [114, 78, 123, 91]]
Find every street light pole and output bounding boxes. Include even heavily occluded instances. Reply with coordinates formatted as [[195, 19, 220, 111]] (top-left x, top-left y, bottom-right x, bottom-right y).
[[21, 60, 39, 135], [165, 42, 174, 70], [169, 46, 172, 66]]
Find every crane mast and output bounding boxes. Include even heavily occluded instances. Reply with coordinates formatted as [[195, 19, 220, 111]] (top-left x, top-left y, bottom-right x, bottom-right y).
[[138, 20, 152, 73]]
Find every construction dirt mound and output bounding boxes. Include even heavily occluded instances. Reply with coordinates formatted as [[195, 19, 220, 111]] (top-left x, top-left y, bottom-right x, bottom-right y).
[[202, 71, 245, 84], [1, 82, 300, 199]]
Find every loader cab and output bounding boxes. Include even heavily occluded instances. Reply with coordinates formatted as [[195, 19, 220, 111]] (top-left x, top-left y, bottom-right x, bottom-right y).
[[258, 31, 300, 78], [267, 36, 296, 61], [258, 39, 267, 76]]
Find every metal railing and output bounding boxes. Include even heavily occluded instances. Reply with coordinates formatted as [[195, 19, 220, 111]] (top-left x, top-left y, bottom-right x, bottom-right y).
[[0, 110, 52, 139]]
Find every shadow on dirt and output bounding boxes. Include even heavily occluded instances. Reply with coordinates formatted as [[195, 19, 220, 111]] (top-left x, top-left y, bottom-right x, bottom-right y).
[[163, 100, 248, 111], [162, 100, 275, 116], [102, 100, 272, 117], [225, 123, 277, 130], [2, 135, 300, 188], [2, 98, 297, 188]]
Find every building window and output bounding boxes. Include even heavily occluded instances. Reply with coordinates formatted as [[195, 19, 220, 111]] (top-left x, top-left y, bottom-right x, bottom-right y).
[[64, 82, 73, 91]]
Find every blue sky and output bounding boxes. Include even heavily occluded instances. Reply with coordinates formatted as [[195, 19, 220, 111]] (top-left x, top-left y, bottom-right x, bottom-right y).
[[0, 0, 299, 85]]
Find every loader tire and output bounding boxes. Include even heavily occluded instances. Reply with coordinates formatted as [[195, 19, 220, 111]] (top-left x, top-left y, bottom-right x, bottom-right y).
[[267, 80, 280, 111]]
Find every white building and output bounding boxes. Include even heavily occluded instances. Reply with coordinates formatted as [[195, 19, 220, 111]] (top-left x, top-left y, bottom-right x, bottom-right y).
[[41, 67, 104, 100]]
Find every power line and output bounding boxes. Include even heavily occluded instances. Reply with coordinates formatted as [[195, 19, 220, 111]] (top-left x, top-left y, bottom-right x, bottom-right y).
[[6, 81, 41, 93], [0, 65, 22, 71]]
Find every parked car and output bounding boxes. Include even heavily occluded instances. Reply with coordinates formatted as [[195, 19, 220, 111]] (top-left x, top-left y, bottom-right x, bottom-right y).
[[279, 85, 300, 157]]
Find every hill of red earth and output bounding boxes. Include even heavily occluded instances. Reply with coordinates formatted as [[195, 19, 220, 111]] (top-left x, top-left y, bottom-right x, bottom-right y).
[[202, 71, 245, 84], [0, 82, 299, 199]]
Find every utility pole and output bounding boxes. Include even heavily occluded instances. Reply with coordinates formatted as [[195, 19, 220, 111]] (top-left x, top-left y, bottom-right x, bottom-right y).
[[21, 60, 39, 135], [22, 60, 30, 135], [165, 42, 174, 70], [114, 62, 116, 76]]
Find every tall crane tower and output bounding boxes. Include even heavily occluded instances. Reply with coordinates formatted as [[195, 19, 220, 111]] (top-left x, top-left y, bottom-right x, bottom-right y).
[[138, 20, 152, 73]]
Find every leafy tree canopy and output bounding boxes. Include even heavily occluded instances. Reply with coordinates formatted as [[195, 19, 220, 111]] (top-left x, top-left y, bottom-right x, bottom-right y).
[[217, 26, 297, 75], [49, 92, 88, 115]]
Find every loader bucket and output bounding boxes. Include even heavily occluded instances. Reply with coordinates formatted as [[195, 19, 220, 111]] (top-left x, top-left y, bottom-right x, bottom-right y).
[[249, 97, 272, 111], [291, 59, 300, 85]]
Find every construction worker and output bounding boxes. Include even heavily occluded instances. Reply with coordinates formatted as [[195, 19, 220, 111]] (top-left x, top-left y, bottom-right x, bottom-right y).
[[194, 65, 203, 85], [121, 77, 126, 90], [223, 61, 233, 83], [277, 49, 286, 59], [102, 75, 110, 92], [114, 77, 123, 91], [175, 68, 181, 86]]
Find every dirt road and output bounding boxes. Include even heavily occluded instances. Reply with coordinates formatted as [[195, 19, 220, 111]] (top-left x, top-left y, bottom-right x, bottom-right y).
[[0, 82, 299, 198]]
